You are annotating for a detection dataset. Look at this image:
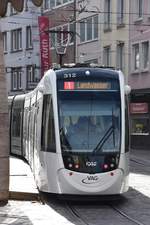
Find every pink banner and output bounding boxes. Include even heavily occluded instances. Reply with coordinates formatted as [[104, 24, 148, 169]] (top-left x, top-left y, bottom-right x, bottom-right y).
[[38, 16, 50, 77]]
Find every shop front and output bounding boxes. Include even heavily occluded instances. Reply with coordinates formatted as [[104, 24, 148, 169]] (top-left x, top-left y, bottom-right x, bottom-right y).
[[130, 90, 150, 150]]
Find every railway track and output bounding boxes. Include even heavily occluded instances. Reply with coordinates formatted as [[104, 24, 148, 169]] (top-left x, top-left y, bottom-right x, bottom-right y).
[[110, 204, 146, 225], [65, 201, 146, 225], [130, 157, 150, 167], [65, 202, 90, 225]]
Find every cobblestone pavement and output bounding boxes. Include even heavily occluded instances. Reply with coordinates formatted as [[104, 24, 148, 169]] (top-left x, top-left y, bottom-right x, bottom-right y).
[[1, 150, 150, 225], [0, 201, 75, 225]]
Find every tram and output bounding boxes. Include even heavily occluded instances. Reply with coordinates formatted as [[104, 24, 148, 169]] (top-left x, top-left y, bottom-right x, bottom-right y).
[[9, 65, 130, 196]]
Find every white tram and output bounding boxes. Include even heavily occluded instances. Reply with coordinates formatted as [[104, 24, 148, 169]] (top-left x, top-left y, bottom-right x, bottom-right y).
[[9, 65, 130, 197]]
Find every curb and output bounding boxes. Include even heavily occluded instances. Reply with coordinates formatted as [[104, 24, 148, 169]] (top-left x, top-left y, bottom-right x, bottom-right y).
[[9, 191, 40, 201]]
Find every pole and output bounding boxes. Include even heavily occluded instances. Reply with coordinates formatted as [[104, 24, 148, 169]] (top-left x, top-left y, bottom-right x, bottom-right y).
[[73, 0, 76, 63], [0, 30, 9, 204], [59, 54, 63, 66]]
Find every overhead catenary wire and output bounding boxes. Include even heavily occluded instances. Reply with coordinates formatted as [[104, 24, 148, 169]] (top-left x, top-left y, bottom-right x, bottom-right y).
[[14, 4, 150, 17]]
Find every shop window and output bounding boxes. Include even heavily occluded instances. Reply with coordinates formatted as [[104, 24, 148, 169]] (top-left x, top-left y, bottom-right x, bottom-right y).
[[131, 117, 149, 135]]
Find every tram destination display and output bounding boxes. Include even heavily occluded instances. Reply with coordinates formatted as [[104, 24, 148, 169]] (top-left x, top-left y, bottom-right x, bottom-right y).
[[64, 81, 111, 90]]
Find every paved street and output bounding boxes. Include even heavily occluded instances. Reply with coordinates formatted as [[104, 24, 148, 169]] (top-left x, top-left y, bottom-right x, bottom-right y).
[[0, 150, 150, 225]]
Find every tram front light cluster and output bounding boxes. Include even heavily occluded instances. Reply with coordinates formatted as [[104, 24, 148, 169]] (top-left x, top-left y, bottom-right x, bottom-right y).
[[68, 161, 80, 170], [102, 162, 115, 171]]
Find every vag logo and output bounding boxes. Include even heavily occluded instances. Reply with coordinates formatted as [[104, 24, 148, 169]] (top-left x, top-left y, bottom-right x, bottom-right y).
[[82, 175, 99, 184], [86, 161, 97, 167]]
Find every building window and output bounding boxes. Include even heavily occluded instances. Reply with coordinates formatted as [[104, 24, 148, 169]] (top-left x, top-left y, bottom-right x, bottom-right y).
[[11, 68, 22, 91], [117, 0, 124, 26], [116, 42, 125, 71], [80, 20, 86, 42], [10, 4, 17, 15], [69, 23, 75, 43], [137, 0, 143, 18], [43, 0, 72, 9], [27, 65, 35, 90], [87, 17, 92, 41], [80, 15, 98, 43], [142, 41, 149, 69], [56, 0, 61, 6], [11, 29, 22, 52], [26, 26, 33, 49], [44, 0, 49, 9], [2, 32, 7, 53], [50, 23, 74, 48], [103, 46, 111, 66], [94, 15, 98, 39], [104, 0, 111, 31], [132, 44, 140, 71]]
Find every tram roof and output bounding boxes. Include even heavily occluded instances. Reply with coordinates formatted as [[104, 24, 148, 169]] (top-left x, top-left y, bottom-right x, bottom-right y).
[[55, 65, 120, 80]]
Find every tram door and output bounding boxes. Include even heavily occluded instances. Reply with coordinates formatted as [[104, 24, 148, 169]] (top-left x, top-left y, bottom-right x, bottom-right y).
[[23, 97, 31, 161], [10, 95, 25, 156], [29, 93, 36, 169]]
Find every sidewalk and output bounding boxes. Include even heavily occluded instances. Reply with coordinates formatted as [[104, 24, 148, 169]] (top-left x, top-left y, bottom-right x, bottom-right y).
[[0, 156, 74, 225], [9, 156, 39, 201]]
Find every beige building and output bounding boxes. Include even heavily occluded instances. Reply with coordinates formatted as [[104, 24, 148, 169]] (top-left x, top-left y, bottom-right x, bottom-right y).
[[76, 0, 130, 82], [100, 0, 130, 82], [76, 0, 100, 64]]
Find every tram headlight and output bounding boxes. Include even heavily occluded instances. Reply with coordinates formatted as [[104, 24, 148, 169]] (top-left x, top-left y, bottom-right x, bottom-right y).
[[75, 164, 80, 169], [110, 163, 115, 168], [103, 164, 109, 169]]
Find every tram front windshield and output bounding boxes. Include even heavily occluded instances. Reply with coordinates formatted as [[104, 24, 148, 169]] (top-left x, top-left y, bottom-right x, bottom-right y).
[[58, 91, 121, 154]]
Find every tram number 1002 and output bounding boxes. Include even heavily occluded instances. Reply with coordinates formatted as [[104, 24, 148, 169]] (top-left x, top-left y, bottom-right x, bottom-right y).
[[86, 162, 97, 167]]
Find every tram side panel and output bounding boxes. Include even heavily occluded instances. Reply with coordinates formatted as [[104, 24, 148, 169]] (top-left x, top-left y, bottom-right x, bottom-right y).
[[120, 95, 130, 192], [37, 92, 61, 193], [32, 91, 43, 188], [117, 71, 130, 193]]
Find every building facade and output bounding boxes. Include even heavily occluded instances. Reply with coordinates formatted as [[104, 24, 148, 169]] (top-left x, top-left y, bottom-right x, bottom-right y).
[[76, 0, 100, 64], [0, 0, 42, 96], [43, 0, 75, 66], [100, 0, 130, 82], [129, 0, 150, 149]]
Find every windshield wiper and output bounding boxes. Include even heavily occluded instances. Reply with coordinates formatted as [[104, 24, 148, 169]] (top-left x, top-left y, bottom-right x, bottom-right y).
[[93, 125, 114, 154], [60, 127, 72, 150], [93, 108, 116, 154]]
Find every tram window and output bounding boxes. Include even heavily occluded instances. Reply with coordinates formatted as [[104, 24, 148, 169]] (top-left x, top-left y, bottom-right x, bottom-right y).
[[58, 91, 121, 153], [12, 108, 21, 137], [41, 94, 56, 152], [24, 109, 28, 140]]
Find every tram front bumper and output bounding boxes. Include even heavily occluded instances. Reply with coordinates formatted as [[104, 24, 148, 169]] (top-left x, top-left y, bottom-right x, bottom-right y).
[[57, 168, 128, 195]]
